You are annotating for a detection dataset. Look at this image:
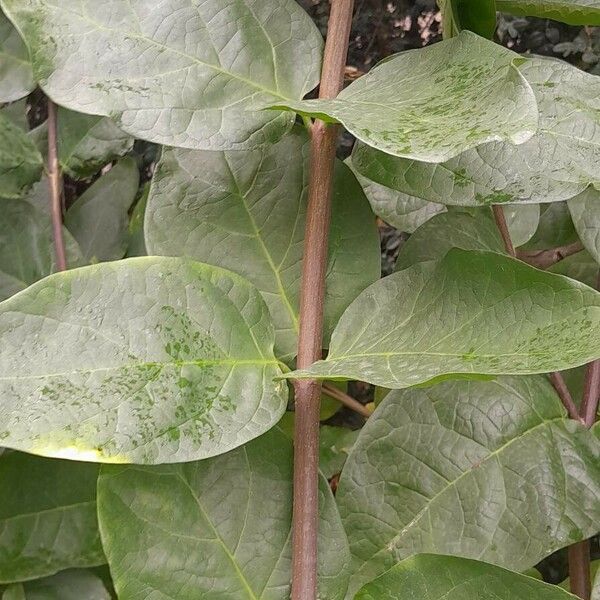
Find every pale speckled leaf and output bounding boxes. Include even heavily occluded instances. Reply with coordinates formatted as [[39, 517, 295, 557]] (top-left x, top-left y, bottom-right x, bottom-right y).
[[0, 9, 34, 102], [497, 0, 600, 24], [1, 0, 323, 151], [286, 249, 600, 387], [31, 107, 133, 179], [0, 257, 287, 464], [355, 555, 580, 600], [269, 31, 537, 162], [352, 56, 600, 205], [394, 209, 504, 271], [2, 570, 110, 600], [65, 158, 140, 263], [338, 376, 600, 595], [145, 128, 380, 362], [568, 187, 600, 264], [0, 452, 104, 584], [0, 111, 42, 199], [98, 427, 350, 600], [0, 200, 83, 301], [346, 157, 446, 233]]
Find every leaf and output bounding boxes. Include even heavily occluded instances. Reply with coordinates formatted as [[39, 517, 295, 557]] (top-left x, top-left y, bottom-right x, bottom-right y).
[[347, 158, 446, 233], [126, 184, 148, 258], [0, 111, 42, 199], [0, 256, 287, 464], [524, 202, 578, 250], [286, 249, 600, 388], [2, 570, 110, 600], [0, 452, 104, 583], [0, 9, 34, 102], [1, 585, 24, 600], [594, 564, 600, 600], [0, 199, 83, 301], [496, 0, 600, 25], [550, 250, 599, 288], [394, 209, 504, 271], [31, 108, 134, 179], [450, 0, 497, 38], [338, 376, 600, 595], [145, 128, 381, 362], [352, 56, 600, 205], [97, 427, 350, 600], [568, 187, 600, 264], [355, 555, 580, 600], [269, 31, 537, 162], [503, 203, 540, 246], [1, 99, 28, 129], [1, 0, 323, 151], [319, 425, 359, 479], [64, 158, 140, 263]]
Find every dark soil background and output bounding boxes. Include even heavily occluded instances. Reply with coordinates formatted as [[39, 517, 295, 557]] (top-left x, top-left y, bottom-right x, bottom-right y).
[[301, 0, 600, 585]]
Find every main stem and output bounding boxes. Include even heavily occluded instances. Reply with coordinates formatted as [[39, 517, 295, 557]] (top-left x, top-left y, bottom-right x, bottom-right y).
[[291, 2, 354, 598], [47, 99, 67, 272], [492, 205, 599, 600]]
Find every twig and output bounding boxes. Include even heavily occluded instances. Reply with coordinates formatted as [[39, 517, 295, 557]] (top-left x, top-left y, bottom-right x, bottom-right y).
[[47, 99, 67, 272], [491, 205, 515, 257], [517, 241, 585, 270], [322, 382, 371, 418], [548, 372, 585, 424], [291, 2, 354, 598], [569, 541, 592, 599]]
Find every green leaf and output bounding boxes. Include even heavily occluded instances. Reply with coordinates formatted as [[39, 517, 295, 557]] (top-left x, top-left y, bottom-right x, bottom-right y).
[[338, 376, 600, 594], [347, 157, 446, 233], [2, 570, 110, 600], [0, 257, 287, 464], [0, 199, 83, 301], [394, 209, 504, 271], [97, 427, 350, 599], [126, 184, 148, 258], [1, 99, 28, 129], [450, 0, 497, 38], [496, 0, 600, 25], [1, 0, 323, 151], [0, 452, 104, 583], [31, 108, 134, 179], [269, 31, 537, 162], [0, 111, 42, 199], [1, 585, 24, 600], [64, 158, 140, 263], [503, 203, 540, 246], [352, 56, 600, 205], [594, 564, 600, 600], [0, 9, 34, 102], [524, 202, 578, 250], [355, 555, 580, 600], [568, 187, 600, 264], [319, 425, 359, 479], [550, 250, 599, 288], [145, 128, 381, 362], [286, 249, 600, 387]]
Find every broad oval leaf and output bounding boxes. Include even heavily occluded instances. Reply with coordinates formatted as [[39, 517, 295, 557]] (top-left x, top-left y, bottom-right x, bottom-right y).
[[0, 9, 34, 102], [496, 0, 600, 24], [2, 570, 110, 600], [550, 250, 599, 289], [0, 257, 287, 464], [286, 249, 600, 387], [0, 452, 104, 583], [98, 427, 350, 599], [568, 187, 600, 264], [355, 555, 580, 600], [0, 112, 42, 199], [1, 0, 323, 150], [352, 56, 600, 205], [64, 158, 140, 263], [145, 128, 381, 361], [0, 199, 83, 301], [338, 376, 600, 594], [269, 31, 537, 162]]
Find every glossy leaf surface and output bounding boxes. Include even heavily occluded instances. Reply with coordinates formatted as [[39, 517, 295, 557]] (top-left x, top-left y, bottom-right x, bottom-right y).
[[497, 0, 600, 24], [0, 257, 287, 464], [450, 0, 497, 38], [0, 453, 104, 583], [338, 377, 600, 594], [145, 129, 380, 361], [269, 32, 537, 162], [98, 427, 350, 599], [1, 0, 323, 150], [0, 9, 34, 102], [287, 249, 600, 387]]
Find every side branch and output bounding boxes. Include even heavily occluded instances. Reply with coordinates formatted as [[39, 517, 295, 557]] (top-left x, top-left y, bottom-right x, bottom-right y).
[[47, 99, 67, 272], [517, 241, 584, 270], [322, 382, 372, 418]]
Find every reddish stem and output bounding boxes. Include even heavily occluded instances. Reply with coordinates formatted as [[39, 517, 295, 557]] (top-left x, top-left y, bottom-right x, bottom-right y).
[[569, 541, 592, 599], [491, 205, 515, 257], [516, 240, 585, 270], [322, 382, 371, 418], [47, 100, 67, 272], [291, 2, 354, 598]]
